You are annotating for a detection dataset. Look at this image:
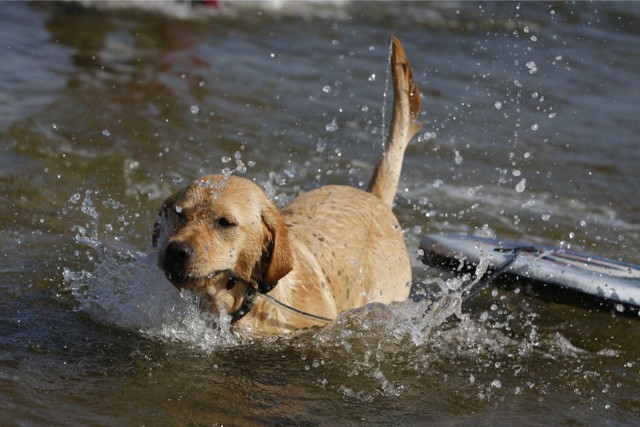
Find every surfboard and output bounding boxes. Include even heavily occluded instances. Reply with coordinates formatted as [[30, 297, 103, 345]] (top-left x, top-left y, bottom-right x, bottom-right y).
[[419, 234, 640, 313]]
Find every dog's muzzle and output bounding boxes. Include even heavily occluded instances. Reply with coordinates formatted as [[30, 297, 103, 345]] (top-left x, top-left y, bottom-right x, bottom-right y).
[[159, 242, 282, 324], [161, 240, 195, 286]]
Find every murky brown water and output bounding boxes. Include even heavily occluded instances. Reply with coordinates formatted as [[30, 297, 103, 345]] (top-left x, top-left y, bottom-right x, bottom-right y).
[[1, 1, 639, 425]]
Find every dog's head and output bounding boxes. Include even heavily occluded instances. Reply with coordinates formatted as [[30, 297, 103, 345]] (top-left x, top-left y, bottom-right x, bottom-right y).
[[152, 174, 293, 314]]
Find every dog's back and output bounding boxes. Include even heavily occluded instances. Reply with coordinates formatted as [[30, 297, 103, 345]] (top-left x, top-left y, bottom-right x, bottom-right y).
[[282, 185, 411, 311]]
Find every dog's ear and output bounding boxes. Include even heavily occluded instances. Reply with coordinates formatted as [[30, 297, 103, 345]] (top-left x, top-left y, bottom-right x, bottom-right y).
[[261, 204, 294, 286], [152, 195, 175, 247]]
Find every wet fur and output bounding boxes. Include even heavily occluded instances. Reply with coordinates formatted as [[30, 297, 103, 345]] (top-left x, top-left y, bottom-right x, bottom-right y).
[[153, 36, 422, 335]]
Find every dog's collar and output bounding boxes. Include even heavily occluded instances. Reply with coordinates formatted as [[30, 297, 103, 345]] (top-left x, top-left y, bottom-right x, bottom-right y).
[[223, 269, 333, 325], [224, 269, 276, 323]]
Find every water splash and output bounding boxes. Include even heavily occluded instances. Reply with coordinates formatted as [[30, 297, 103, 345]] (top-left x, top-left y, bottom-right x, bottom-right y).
[[63, 188, 243, 350], [61, 187, 609, 406], [220, 149, 251, 179], [70, 190, 101, 249], [279, 256, 499, 401], [64, 184, 497, 355], [64, 241, 244, 350]]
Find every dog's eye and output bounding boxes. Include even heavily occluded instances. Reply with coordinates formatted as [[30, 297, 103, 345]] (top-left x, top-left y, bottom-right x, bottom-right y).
[[216, 217, 236, 228], [174, 205, 187, 219]]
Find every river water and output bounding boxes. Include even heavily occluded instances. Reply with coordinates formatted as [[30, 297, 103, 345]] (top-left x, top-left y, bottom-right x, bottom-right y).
[[1, 1, 639, 425]]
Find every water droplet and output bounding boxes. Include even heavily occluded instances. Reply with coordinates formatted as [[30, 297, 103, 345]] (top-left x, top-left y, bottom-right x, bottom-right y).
[[102, 129, 111, 137], [454, 150, 463, 165], [70, 193, 81, 204], [175, 205, 183, 214], [515, 178, 526, 193], [221, 156, 231, 163], [423, 131, 437, 141], [494, 101, 502, 110], [322, 85, 332, 93], [492, 379, 502, 389], [531, 123, 539, 131], [325, 117, 338, 132], [368, 74, 376, 82], [190, 105, 199, 114], [526, 61, 538, 74], [235, 159, 247, 174], [541, 213, 551, 221]]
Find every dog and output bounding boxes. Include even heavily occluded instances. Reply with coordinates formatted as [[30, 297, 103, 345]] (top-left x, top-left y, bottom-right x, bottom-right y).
[[152, 36, 422, 335]]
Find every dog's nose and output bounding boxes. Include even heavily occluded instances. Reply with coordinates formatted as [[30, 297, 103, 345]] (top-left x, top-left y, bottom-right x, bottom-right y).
[[165, 241, 194, 262]]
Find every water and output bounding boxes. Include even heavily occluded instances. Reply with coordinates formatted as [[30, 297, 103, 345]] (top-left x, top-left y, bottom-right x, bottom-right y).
[[1, 1, 639, 425]]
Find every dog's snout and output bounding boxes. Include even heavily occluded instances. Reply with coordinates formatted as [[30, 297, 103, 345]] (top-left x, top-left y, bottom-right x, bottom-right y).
[[162, 241, 195, 285], [165, 241, 194, 262]]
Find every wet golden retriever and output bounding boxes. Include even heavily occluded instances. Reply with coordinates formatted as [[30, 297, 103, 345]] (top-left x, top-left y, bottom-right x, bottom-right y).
[[153, 36, 422, 335]]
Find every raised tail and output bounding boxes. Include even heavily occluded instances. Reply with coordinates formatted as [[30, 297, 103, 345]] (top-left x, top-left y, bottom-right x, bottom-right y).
[[368, 35, 422, 207]]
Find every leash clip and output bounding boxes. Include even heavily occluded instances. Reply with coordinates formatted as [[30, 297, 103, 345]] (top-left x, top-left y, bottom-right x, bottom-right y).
[[223, 269, 278, 323]]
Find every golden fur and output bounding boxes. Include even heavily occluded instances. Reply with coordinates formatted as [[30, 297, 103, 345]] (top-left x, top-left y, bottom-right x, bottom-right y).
[[153, 36, 422, 335]]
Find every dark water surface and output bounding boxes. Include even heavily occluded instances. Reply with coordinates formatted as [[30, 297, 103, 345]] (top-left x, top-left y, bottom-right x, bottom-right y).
[[1, 1, 639, 425]]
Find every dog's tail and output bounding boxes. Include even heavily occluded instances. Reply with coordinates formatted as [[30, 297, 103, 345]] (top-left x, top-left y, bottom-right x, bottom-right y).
[[368, 35, 422, 207]]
